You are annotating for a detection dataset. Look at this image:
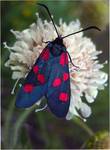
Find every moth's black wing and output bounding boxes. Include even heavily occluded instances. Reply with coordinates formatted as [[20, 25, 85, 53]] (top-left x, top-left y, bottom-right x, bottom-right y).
[[46, 52, 70, 118], [16, 47, 51, 108]]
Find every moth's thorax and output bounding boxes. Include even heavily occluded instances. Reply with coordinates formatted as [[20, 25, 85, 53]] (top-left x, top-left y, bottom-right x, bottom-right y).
[[48, 37, 66, 57]]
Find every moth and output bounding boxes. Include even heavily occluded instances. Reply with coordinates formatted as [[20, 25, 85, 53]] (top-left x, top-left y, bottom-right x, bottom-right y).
[[16, 3, 100, 118]]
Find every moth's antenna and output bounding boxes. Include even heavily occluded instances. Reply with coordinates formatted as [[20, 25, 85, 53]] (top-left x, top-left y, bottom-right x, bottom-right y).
[[37, 3, 59, 37], [62, 26, 101, 39]]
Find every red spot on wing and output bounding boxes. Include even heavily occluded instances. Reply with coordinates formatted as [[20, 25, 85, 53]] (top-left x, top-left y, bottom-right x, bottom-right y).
[[59, 52, 68, 66], [53, 78, 61, 87], [63, 73, 69, 81], [59, 92, 69, 102], [41, 49, 50, 61], [33, 65, 39, 74], [65, 53, 68, 64], [37, 74, 45, 84], [23, 84, 34, 93]]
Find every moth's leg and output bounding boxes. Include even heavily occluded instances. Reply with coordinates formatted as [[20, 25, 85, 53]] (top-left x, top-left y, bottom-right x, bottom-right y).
[[42, 41, 51, 44], [66, 51, 80, 70]]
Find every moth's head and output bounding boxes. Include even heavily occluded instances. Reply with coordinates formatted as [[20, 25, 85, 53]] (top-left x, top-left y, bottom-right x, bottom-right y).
[[52, 36, 63, 45]]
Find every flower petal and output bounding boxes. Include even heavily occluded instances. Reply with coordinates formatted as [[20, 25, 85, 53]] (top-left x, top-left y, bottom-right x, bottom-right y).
[[79, 102, 92, 118]]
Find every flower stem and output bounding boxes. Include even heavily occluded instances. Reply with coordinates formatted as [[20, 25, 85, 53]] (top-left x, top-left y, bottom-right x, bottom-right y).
[[12, 105, 37, 148], [73, 117, 94, 137], [4, 98, 15, 148]]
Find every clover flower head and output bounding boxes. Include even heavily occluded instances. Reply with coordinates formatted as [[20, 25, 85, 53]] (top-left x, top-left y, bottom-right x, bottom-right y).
[[4, 13, 108, 120]]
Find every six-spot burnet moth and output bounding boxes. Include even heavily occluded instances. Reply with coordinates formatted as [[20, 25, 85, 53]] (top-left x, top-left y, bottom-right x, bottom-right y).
[[15, 3, 101, 118]]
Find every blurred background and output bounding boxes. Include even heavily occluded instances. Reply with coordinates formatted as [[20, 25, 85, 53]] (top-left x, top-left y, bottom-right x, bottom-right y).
[[1, 0, 109, 149]]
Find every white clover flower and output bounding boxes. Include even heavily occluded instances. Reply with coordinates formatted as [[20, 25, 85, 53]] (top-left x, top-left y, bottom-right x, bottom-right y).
[[4, 13, 108, 120]]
